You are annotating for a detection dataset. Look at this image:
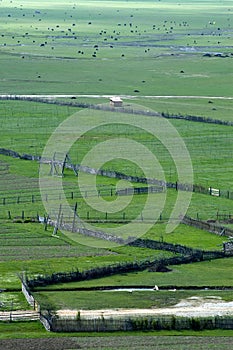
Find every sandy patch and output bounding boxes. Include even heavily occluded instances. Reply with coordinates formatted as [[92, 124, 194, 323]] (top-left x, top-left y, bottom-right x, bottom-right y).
[[57, 296, 233, 319]]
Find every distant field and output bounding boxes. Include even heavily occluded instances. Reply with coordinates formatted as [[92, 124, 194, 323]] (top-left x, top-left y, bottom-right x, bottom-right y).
[[0, 0, 232, 95]]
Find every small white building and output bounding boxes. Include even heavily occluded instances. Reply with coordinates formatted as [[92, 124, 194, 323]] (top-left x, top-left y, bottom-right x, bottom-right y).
[[110, 96, 123, 107]]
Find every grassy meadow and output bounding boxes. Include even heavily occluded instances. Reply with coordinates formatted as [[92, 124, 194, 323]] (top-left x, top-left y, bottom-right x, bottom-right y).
[[0, 0, 232, 95], [0, 0, 233, 340]]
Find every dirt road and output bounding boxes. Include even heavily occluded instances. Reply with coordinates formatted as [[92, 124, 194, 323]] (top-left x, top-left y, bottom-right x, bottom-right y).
[[57, 296, 233, 319], [0, 94, 233, 100]]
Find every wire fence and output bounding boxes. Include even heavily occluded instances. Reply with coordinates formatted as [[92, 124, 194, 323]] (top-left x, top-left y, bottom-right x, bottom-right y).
[[1, 94, 233, 127], [1, 148, 233, 207]]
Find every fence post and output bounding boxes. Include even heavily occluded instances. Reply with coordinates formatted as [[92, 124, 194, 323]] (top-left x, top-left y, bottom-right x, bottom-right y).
[[72, 202, 77, 232], [9, 301, 13, 322], [53, 204, 62, 235], [60, 213, 63, 226], [8, 210, 11, 219], [44, 215, 48, 231]]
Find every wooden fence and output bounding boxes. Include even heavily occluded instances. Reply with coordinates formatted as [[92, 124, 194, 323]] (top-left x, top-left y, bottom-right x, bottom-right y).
[[1, 147, 233, 203], [1, 94, 233, 127], [0, 310, 39, 322], [182, 215, 233, 238], [46, 314, 233, 332]]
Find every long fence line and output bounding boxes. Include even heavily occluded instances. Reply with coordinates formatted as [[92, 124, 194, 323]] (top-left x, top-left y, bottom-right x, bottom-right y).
[[1, 183, 233, 206], [18, 248, 233, 332], [12, 219, 233, 332], [4, 208, 233, 256], [43, 200, 233, 255], [44, 315, 233, 332], [48, 212, 233, 254], [19, 275, 233, 332], [1, 148, 233, 205], [26, 249, 228, 291], [0, 185, 164, 206], [18, 236, 233, 333], [1, 94, 233, 127]]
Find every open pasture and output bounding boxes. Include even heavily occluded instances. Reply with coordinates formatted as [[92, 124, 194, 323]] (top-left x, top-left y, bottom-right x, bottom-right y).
[[0, 100, 78, 154], [0, 0, 232, 95], [0, 100, 233, 189], [51, 256, 233, 290], [0, 222, 111, 261], [1, 154, 233, 224], [134, 97, 233, 123]]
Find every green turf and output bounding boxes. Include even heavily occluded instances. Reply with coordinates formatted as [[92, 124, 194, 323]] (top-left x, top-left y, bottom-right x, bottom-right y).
[[34, 289, 233, 311], [50, 257, 233, 290], [0, 0, 232, 95], [0, 321, 233, 340]]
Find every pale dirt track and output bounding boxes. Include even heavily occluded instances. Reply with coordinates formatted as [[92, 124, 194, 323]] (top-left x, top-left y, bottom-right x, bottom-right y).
[[0, 94, 233, 100], [57, 296, 233, 320]]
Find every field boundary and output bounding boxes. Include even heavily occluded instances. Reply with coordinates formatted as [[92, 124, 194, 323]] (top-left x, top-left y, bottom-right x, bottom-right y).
[[0, 95, 233, 126], [25, 248, 228, 291], [1, 148, 233, 203], [47, 314, 233, 332]]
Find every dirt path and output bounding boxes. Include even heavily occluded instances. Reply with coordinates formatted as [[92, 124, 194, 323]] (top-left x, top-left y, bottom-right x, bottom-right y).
[[0, 94, 233, 100], [57, 296, 233, 319]]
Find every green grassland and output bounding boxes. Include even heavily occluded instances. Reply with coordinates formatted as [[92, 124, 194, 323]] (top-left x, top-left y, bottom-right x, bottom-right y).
[[0, 0, 233, 339], [46, 257, 233, 290], [0, 0, 232, 95], [34, 289, 233, 311], [0, 325, 233, 347], [0, 101, 233, 190]]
